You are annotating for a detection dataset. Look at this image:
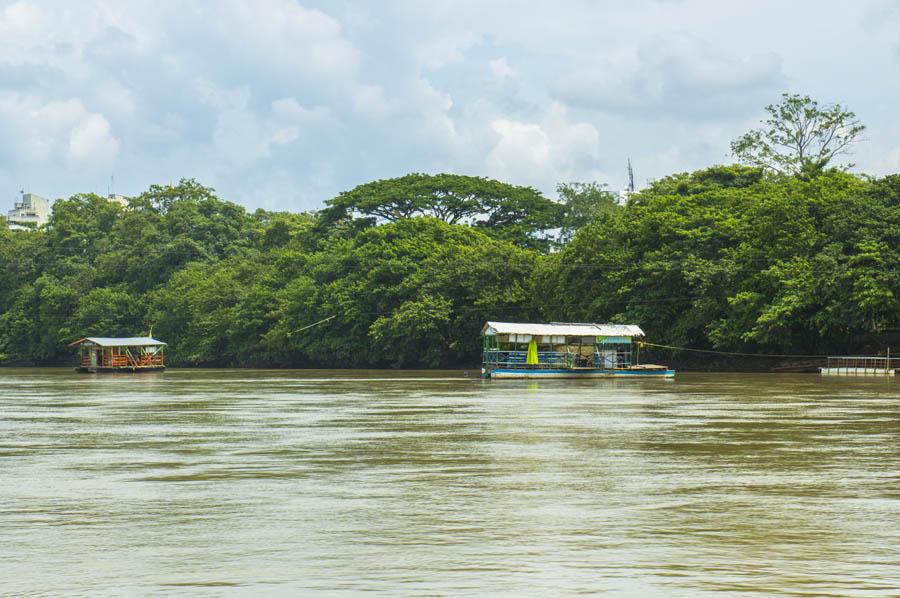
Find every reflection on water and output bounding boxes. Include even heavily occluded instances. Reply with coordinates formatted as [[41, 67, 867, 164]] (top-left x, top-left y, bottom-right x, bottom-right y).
[[1, 369, 898, 595]]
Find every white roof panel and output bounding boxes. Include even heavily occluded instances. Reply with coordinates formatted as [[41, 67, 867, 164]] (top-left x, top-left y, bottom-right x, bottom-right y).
[[80, 337, 167, 347], [593, 324, 645, 337], [482, 322, 644, 337]]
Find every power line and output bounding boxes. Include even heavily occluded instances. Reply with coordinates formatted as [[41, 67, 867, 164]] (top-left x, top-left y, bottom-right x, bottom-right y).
[[636, 340, 830, 359], [288, 315, 336, 335]]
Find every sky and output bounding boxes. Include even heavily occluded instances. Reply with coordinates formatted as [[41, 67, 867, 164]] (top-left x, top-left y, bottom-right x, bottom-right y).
[[2, 0, 900, 212]]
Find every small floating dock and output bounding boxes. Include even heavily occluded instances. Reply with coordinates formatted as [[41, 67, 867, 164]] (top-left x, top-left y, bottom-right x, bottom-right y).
[[820, 356, 896, 376], [69, 337, 166, 373], [481, 321, 674, 379]]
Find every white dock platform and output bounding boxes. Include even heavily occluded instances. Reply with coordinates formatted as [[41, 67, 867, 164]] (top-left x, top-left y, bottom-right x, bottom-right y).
[[820, 367, 895, 376], [820, 356, 897, 376]]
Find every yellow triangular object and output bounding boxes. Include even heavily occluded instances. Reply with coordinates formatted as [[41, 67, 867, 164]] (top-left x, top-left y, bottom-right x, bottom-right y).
[[526, 338, 539, 365]]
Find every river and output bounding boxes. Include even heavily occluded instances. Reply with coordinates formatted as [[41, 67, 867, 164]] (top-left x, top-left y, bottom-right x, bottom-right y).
[[1, 369, 898, 596]]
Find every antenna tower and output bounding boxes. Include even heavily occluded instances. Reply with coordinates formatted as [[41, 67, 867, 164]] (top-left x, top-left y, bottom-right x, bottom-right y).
[[626, 158, 635, 194]]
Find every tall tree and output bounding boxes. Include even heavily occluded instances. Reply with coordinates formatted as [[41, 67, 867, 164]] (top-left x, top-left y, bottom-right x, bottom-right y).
[[731, 93, 865, 176], [319, 173, 563, 251], [556, 182, 620, 242]]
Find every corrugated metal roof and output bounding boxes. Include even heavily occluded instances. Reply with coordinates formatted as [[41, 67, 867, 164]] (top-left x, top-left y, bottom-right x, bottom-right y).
[[71, 337, 167, 347], [482, 322, 644, 337]]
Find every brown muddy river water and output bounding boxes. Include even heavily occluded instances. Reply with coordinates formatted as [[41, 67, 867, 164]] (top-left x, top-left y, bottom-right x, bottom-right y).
[[1, 369, 898, 596]]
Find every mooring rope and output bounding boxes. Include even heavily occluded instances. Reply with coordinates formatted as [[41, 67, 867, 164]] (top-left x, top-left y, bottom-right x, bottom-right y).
[[636, 340, 830, 359]]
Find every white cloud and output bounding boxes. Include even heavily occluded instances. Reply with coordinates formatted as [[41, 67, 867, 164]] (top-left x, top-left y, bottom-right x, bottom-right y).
[[352, 84, 389, 119], [0, 1, 41, 38], [96, 85, 138, 115], [68, 113, 119, 162], [489, 57, 515, 84], [555, 36, 785, 120], [16, 98, 83, 160], [0, 94, 118, 164], [489, 120, 550, 170], [192, 78, 251, 111], [192, 80, 330, 167], [206, 0, 360, 78], [416, 32, 476, 69], [270, 98, 330, 144], [271, 98, 327, 124], [874, 146, 900, 175], [0, 1, 897, 210], [415, 80, 457, 139], [212, 106, 270, 166], [486, 103, 600, 188]]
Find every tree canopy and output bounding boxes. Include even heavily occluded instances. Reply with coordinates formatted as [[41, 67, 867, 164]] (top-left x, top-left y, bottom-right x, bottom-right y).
[[533, 166, 899, 353], [1, 95, 897, 368], [320, 173, 564, 251]]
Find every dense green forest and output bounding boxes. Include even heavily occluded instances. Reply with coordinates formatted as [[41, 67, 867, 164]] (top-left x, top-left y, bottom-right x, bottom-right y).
[[2, 95, 898, 367]]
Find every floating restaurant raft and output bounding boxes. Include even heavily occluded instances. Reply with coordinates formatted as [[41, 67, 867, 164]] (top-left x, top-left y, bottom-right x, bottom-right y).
[[481, 321, 674, 379], [69, 337, 166, 373]]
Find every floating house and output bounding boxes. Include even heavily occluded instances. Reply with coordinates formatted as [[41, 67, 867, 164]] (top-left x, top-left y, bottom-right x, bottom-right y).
[[481, 321, 674, 379], [68, 337, 166, 373]]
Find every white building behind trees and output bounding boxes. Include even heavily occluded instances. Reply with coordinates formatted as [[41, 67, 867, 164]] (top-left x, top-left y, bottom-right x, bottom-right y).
[[7, 193, 50, 230]]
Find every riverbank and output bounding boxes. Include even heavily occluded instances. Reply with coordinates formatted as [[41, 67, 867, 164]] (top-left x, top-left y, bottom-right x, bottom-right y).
[[0, 360, 837, 373], [0, 358, 842, 373]]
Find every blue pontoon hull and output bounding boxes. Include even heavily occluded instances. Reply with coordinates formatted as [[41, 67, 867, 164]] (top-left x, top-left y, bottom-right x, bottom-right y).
[[488, 368, 675, 379]]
